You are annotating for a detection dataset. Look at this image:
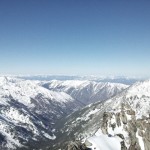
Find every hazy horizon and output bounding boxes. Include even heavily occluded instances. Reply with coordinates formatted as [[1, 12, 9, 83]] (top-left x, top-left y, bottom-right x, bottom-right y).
[[0, 73, 148, 79]]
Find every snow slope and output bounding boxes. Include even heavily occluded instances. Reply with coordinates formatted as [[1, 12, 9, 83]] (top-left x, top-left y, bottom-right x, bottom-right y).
[[0, 77, 73, 106], [107, 79, 150, 118], [0, 77, 80, 149], [87, 135, 121, 150]]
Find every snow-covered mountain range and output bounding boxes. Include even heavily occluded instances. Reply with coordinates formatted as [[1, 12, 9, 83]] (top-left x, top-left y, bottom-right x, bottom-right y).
[[1, 76, 150, 150], [0, 77, 128, 150], [52, 80, 150, 150], [0, 77, 80, 149], [41, 80, 128, 105]]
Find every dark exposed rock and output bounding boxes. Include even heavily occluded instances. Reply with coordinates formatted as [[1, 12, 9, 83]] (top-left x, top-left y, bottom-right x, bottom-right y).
[[121, 111, 127, 124], [120, 141, 127, 150], [116, 134, 125, 140], [115, 112, 121, 127], [66, 141, 89, 150], [111, 123, 116, 130], [143, 123, 150, 150], [101, 112, 110, 134], [0, 133, 5, 144], [127, 109, 135, 116]]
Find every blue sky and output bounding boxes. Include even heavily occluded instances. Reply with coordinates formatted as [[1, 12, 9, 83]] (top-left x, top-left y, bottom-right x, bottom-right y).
[[0, 0, 150, 77]]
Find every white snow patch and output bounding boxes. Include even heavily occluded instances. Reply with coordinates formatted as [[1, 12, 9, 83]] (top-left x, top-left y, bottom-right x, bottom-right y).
[[87, 135, 122, 150]]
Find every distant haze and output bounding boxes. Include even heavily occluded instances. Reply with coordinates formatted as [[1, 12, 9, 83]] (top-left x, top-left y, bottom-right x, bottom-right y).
[[11, 75, 144, 85]]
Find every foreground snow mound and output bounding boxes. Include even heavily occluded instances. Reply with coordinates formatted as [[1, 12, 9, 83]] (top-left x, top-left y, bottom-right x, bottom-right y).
[[87, 135, 122, 150]]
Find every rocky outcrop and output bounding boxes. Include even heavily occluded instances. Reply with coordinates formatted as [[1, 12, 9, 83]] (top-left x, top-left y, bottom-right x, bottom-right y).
[[115, 112, 121, 127], [121, 111, 127, 124], [66, 141, 89, 150], [127, 119, 141, 150], [100, 102, 150, 150], [101, 112, 110, 134], [120, 141, 127, 150], [142, 123, 150, 150]]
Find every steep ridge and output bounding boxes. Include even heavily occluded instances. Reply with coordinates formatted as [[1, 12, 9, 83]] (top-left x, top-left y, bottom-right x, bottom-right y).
[[41, 80, 128, 105], [0, 77, 81, 150], [52, 80, 150, 150]]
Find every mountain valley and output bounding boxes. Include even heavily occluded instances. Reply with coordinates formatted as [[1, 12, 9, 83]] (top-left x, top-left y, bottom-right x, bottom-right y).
[[0, 77, 150, 150]]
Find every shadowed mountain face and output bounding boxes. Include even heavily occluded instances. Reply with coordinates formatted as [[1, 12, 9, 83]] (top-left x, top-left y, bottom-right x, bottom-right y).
[[51, 80, 150, 150], [0, 77, 128, 150]]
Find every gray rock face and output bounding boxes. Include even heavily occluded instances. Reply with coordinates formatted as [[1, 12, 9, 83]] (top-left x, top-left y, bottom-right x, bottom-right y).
[[121, 111, 127, 124], [137, 120, 150, 150], [101, 112, 110, 134], [120, 141, 127, 150], [67, 141, 81, 150], [115, 112, 121, 127], [127, 110, 135, 116], [143, 123, 150, 150], [128, 120, 140, 150]]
